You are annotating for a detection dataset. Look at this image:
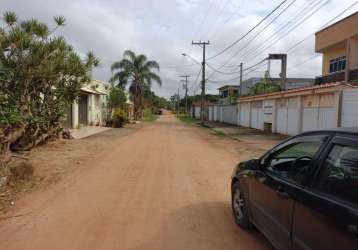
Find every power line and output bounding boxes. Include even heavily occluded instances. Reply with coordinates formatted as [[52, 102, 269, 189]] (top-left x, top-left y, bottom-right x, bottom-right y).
[[242, 0, 323, 60], [207, 0, 296, 77], [205, 0, 233, 40], [244, 0, 330, 64], [206, 57, 267, 75], [206, 0, 289, 61], [288, 54, 320, 72], [207, 59, 267, 83], [286, 1, 358, 54], [241, 0, 325, 61], [220, 0, 297, 67]]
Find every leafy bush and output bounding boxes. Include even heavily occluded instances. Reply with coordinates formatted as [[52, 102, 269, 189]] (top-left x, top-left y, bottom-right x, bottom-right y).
[[106, 108, 127, 128], [0, 12, 98, 165]]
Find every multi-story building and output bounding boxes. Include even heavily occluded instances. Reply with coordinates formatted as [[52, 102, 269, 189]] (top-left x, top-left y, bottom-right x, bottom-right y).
[[315, 11, 358, 84], [218, 85, 240, 104]]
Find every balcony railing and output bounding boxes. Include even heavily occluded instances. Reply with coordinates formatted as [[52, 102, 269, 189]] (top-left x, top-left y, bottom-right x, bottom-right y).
[[349, 68, 358, 81], [315, 71, 345, 85]]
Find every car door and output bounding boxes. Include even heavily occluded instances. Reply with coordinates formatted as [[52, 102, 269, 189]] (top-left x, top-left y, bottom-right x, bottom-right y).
[[248, 134, 328, 250], [292, 135, 358, 250]]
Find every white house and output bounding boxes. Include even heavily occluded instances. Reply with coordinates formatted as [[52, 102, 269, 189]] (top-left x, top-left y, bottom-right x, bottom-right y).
[[64, 79, 109, 129]]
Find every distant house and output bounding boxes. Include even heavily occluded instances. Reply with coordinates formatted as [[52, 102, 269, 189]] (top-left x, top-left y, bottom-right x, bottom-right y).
[[218, 85, 240, 104], [64, 79, 109, 129], [240, 77, 314, 96], [315, 11, 358, 84]]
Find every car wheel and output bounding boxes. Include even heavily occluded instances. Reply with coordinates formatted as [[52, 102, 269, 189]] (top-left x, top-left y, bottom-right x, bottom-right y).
[[232, 181, 252, 229]]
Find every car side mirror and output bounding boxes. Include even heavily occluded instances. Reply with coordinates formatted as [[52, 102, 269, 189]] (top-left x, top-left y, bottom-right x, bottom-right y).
[[246, 159, 263, 171]]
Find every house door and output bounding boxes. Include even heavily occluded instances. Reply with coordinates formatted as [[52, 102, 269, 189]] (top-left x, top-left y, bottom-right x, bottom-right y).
[[78, 94, 88, 126]]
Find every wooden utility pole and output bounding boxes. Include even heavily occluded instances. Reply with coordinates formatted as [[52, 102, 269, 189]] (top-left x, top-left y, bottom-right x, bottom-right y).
[[239, 62, 243, 97], [177, 88, 180, 116], [192, 41, 210, 123], [180, 75, 190, 114]]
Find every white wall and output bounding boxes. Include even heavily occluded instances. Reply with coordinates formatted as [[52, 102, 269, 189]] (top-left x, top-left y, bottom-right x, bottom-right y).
[[251, 101, 264, 130], [302, 94, 337, 132], [239, 102, 251, 127], [214, 106, 218, 121], [342, 89, 358, 127], [194, 106, 201, 119], [221, 105, 238, 124]]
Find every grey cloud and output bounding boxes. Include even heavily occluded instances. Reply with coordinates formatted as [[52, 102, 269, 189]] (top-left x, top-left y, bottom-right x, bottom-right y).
[[1, 0, 357, 98]]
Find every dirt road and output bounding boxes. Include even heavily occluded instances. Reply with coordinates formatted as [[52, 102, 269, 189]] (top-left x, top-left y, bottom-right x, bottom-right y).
[[0, 114, 273, 250]]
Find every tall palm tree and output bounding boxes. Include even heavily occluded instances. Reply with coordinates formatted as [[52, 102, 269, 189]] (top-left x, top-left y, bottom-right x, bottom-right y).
[[110, 50, 161, 119]]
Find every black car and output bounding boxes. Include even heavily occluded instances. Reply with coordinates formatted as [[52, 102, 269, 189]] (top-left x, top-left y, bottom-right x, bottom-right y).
[[231, 128, 358, 250]]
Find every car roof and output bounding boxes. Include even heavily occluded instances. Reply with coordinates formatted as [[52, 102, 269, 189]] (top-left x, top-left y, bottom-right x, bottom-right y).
[[300, 127, 358, 136]]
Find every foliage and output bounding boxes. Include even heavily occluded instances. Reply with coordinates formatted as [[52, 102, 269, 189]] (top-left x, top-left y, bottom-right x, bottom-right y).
[[107, 108, 127, 128], [144, 89, 169, 109], [142, 109, 158, 122], [170, 94, 219, 112], [249, 72, 281, 95], [0, 12, 98, 165], [107, 85, 127, 120], [110, 50, 161, 120], [177, 114, 196, 124]]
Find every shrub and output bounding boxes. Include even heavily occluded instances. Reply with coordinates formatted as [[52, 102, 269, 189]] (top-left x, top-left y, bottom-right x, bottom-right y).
[[0, 12, 98, 165], [107, 108, 128, 128]]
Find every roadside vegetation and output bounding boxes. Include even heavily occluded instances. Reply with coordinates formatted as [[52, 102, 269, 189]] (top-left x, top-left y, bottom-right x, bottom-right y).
[[110, 50, 162, 120], [177, 114, 196, 124], [142, 109, 158, 122], [106, 85, 129, 128], [0, 12, 99, 167]]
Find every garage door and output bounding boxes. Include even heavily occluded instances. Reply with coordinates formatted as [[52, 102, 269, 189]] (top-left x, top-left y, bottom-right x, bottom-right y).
[[302, 94, 336, 132], [251, 101, 263, 130], [276, 98, 288, 134], [342, 89, 358, 127], [287, 97, 300, 135], [239, 102, 250, 127]]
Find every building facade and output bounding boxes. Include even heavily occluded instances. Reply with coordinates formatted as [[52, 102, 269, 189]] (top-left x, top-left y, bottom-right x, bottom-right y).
[[315, 12, 358, 84], [64, 79, 109, 129]]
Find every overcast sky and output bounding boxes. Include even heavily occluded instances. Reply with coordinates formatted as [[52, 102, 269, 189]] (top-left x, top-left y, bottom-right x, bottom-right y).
[[1, 0, 357, 98]]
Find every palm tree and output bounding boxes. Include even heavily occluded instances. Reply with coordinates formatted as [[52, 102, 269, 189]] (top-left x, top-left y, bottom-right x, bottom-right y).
[[110, 50, 161, 119]]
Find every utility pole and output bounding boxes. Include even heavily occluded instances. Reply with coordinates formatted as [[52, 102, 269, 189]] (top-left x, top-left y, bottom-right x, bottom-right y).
[[192, 41, 210, 123], [239, 62, 243, 97], [177, 88, 180, 116], [180, 75, 190, 114]]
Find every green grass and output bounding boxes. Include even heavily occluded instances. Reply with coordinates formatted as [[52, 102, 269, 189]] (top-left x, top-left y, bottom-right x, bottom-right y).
[[177, 114, 196, 124], [142, 110, 158, 122]]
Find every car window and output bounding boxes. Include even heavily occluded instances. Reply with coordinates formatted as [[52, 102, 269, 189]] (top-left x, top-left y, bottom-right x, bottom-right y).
[[315, 144, 358, 206], [266, 135, 326, 183]]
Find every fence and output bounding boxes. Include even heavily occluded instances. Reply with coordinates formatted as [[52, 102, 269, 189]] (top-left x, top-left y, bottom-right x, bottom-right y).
[[190, 86, 358, 136]]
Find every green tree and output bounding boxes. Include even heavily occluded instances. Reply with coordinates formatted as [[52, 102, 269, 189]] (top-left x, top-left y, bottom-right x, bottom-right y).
[[108, 85, 127, 117], [250, 72, 281, 95], [110, 50, 161, 119], [0, 12, 98, 164]]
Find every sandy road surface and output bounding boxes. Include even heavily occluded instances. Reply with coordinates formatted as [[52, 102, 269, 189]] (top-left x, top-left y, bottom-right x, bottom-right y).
[[0, 114, 272, 250]]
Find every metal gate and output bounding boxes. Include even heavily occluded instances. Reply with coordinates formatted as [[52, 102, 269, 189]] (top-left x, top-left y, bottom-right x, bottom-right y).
[[78, 94, 88, 126]]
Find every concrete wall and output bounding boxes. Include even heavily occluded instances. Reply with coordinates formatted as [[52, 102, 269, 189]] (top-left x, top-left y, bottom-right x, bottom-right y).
[[191, 88, 358, 136], [221, 105, 238, 125]]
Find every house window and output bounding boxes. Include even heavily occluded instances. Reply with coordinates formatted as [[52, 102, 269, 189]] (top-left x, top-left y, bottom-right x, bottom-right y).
[[329, 56, 346, 73]]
